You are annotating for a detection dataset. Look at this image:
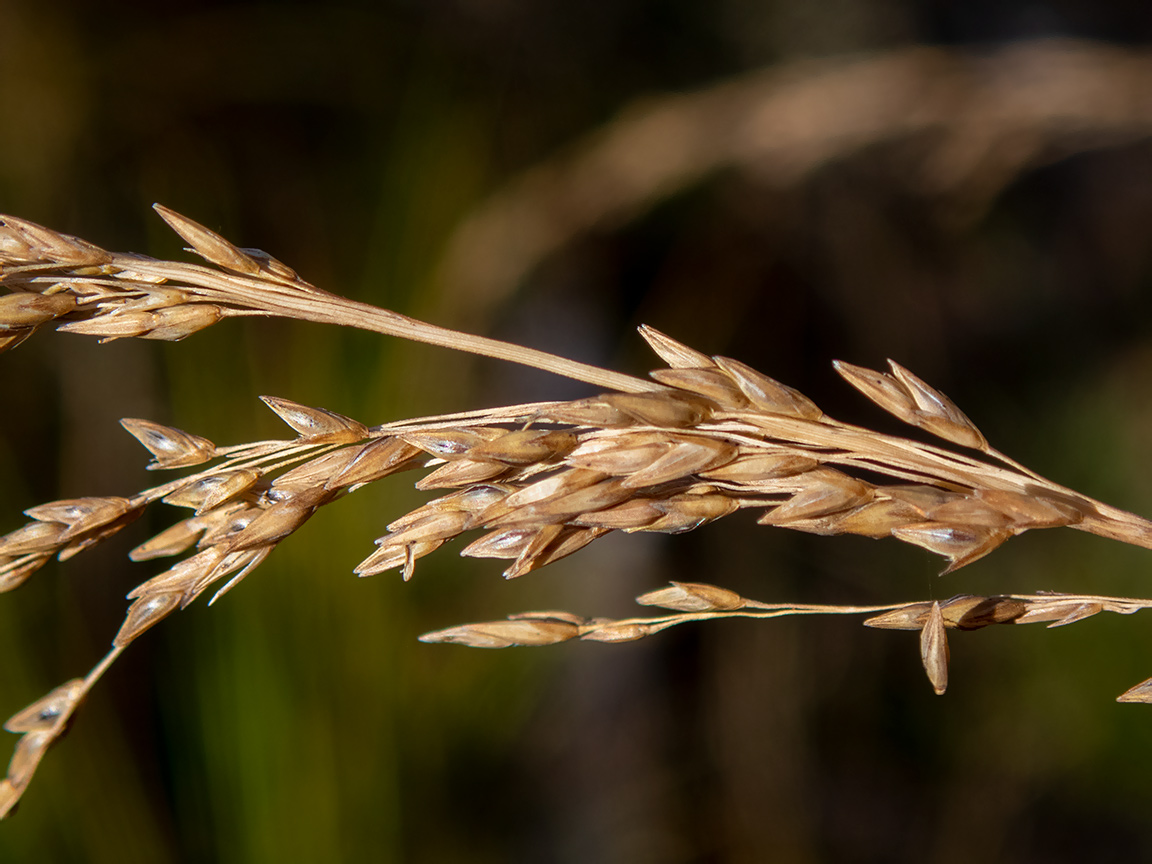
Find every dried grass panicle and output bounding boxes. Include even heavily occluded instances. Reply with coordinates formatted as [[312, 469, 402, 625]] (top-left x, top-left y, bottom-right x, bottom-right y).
[[5, 205, 1152, 816]]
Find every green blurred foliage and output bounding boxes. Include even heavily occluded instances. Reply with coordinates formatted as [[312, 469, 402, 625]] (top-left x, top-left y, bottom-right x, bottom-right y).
[[4, 1, 1152, 862]]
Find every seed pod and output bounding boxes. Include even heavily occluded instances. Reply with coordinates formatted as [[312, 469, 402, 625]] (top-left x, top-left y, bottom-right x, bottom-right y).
[[0, 554, 51, 592], [713, 356, 822, 419], [138, 304, 224, 341], [416, 458, 506, 490], [494, 478, 632, 528], [646, 494, 738, 534], [834, 359, 919, 419], [419, 617, 581, 648], [503, 525, 606, 579], [566, 433, 672, 475], [0, 214, 112, 266], [637, 324, 714, 369], [376, 510, 472, 548], [468, 430, 578, 466], [121, 418, 216, 469], [0, 292, 76, 328], [196, 504, 261, 547], [892, 523, 1012, 573], [496, 468, 608, 512], [699, 452, 819, 483], [326, 437, 423, 490], [619, 437, 737, 488], [228, 493, 327, 551], [8, 731, 52, 791], [272, 450, 360, 495], [354, 538, 445, 579], [826, 498, 924, 538], [260, 396, 368, 442], [580, 621, 654, 643], [571, 499, 663, 530], [884, 485, 960, 515], [153, 204, 263, 275], [1116, 677, 1152, 704], [24, 496, 135, 538], [127, 547, 226, 602], [1015, 599, 1102, 628], [602, 392, 713, 427], [459, 529, 535, 560], [542, 398, 634, 427], [163, 469, 262, 513], [637, 581, 746, 612], [888, 361, 987, 450], [758, 469, 872, 525], [113, 591, 183, 646], [0, 521, 67, 557], [926, 497, 1012, 530], [920, 601, 949, 696], [399, 427, 504, 458], [649, 368, 748, 408], [5, 680, 85, 734], [57, 310, 157, 340], [976, 488, 1084, 528]]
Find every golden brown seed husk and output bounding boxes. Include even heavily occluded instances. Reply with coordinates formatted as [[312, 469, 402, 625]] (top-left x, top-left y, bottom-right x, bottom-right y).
[[648, 368, 748, 408], [354, 538, 445, 578], [975, 488, 1084, 528], [227, 493, 326, 551], [0, 521, 67, 557], [139, 304, 224, 341], [1117, 677, 1152, 704], [0, 291, 76, 328], [713, 356, 822, 419], [399, 427, 503, 458], [272, 450, 360, 494], [758, 469, 873, 525], [570, 499, 663, 530], [0, 555, 51, 592], [23, 496, 135, 540], [580, 620, 654, 643], [646, 494, 738, 534], [825, 498, 926, 538], [637, 324, 714, 369], [467, 430, 578, 465], [920, 601, 949, 695], [163, 469, 263, 511], [260, 396, 368, 442], [152, 204, 263, 275], [565, 433, 673, 475], [113, 591, 183, 646], [120, 418, 216, 469], [620, 438, 737, 488], [4, 680, 85, 734], [326, 437, 423, 490], [699, 452, 820, 483], [891, 523, 1013, 573], [637, 581, 746, 612], [483, 479, 631, 529], [415, 458, 507, 490], [459, 529, 535, 560], [419, 617, 581, 648], [601, 391, 712, 427]]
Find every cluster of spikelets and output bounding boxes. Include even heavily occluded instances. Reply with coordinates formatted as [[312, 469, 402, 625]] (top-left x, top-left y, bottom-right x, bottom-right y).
[[3, 206, 1152, 817]]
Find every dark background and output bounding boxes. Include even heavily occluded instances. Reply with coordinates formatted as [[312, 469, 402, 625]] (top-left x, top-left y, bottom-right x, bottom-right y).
[[4, 1, 1152, 861]]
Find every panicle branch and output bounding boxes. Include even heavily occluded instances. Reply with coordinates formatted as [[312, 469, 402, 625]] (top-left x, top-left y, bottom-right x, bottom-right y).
[[4, 205, 1152, 817]]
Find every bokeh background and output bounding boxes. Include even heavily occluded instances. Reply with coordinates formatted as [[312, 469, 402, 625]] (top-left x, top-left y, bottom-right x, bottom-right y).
[[5, 1, 1152, 861]]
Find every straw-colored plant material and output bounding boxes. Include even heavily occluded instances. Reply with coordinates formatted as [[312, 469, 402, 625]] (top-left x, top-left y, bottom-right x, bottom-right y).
[[3, 205, 1152, 815]]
